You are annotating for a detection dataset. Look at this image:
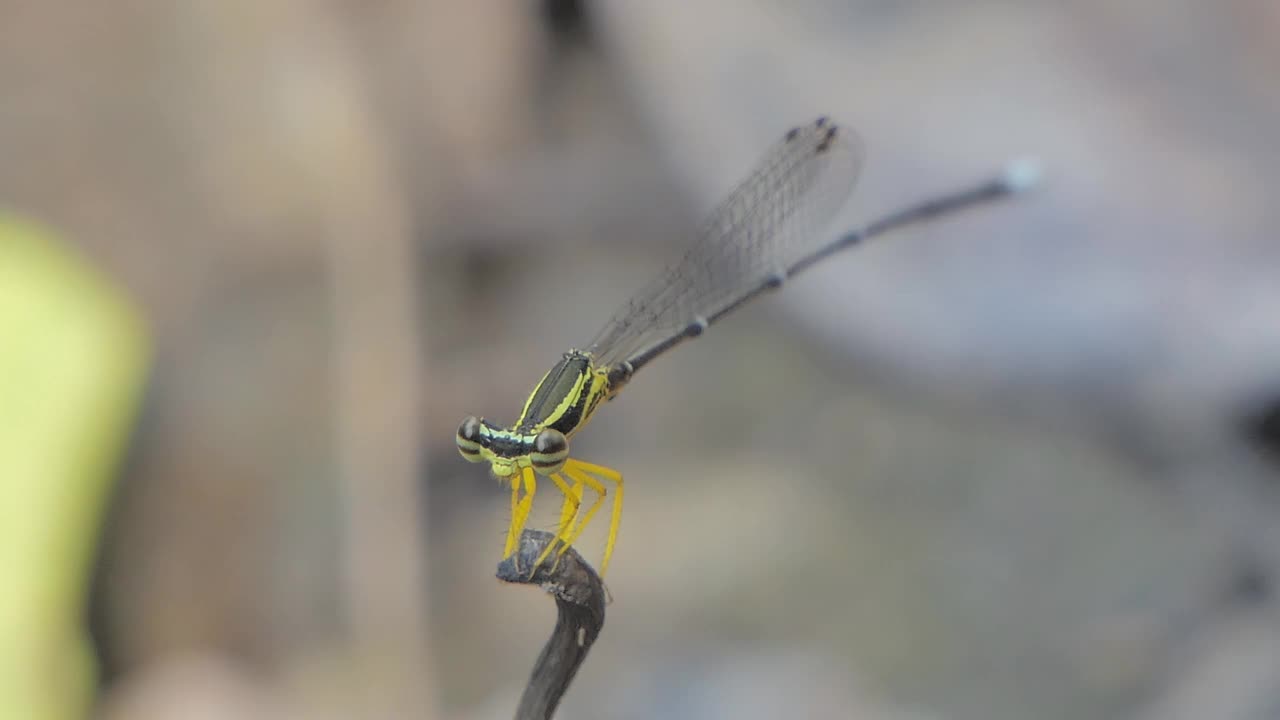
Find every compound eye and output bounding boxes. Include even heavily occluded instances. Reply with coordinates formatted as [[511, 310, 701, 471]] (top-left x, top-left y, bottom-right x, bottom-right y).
[[456, 416, 485, 462], [530, 428, 569, 473]]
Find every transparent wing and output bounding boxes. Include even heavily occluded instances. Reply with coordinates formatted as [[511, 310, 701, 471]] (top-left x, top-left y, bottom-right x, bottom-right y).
[[586, 117, 864, 369]]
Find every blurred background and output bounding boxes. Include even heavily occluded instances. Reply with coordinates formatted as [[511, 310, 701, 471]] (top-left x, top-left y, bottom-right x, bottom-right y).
[[3, 1, 1280, 718]]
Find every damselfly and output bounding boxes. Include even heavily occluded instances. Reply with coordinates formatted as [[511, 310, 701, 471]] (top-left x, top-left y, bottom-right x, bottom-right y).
[[457, 117, 1037, 576]]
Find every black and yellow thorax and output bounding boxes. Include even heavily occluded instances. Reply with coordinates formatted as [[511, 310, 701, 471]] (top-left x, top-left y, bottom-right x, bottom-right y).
[[455, 350, 616, 478]]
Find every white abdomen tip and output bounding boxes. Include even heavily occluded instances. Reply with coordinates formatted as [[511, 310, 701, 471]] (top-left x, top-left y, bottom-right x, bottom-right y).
[[1002, 156, 1043, 193]]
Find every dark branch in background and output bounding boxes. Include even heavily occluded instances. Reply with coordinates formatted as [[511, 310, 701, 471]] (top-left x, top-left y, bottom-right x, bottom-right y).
[[1242, 389, 1280, 469], [497, 530, 607, 720], [541, 0, 591, 47]]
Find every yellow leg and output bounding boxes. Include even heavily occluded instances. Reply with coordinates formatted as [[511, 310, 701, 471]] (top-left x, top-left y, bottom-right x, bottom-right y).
[[506, 467, 537, 567], [560, 465, 606, 546], [550, 472, 582, 541], [503, 469, 522, 558], [534, 472, 581, 569], [563, 458, 624, 576]]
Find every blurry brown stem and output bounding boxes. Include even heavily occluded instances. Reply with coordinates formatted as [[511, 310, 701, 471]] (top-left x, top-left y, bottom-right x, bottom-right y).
[[497, 530, 607, 720]]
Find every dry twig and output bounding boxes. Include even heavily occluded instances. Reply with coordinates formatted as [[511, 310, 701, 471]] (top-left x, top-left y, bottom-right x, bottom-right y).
[[497, 530, 607, 720]]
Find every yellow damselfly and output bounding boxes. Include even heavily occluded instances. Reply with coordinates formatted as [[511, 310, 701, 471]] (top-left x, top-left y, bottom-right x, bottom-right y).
[[457, 117, 1037, 576]]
